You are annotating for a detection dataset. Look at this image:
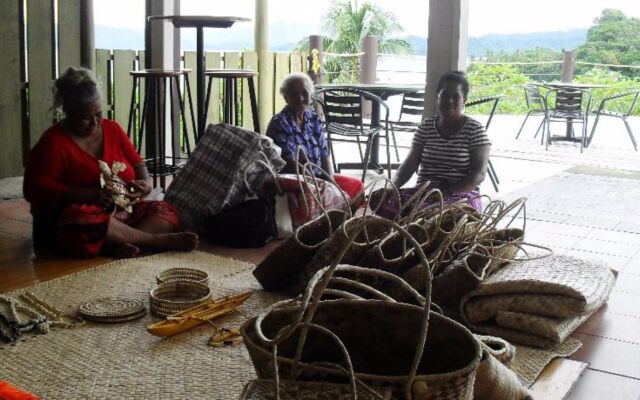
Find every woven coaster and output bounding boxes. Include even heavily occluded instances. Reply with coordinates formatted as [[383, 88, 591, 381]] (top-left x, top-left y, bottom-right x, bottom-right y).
[[79, 297, 146, 323]]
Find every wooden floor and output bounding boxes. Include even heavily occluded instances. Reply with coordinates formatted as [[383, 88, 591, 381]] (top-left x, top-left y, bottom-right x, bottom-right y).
[[1, 195, 639, 399]]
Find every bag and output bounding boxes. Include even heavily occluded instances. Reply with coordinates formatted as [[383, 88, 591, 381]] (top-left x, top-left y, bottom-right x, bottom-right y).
[[204, 197, 277, 248], [274, 193, 294, 238]]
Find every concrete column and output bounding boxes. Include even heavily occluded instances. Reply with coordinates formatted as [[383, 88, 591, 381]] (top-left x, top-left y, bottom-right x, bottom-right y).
[[360, 36, 377, 84], [144, 0, 179, 165], [255, 0, 269, 133], [561, 50, 576, 83], [360, 36, 377, 117], [309, 35, 324, 84], [425, 0, 469, 116], [80, 0, 94, 70]]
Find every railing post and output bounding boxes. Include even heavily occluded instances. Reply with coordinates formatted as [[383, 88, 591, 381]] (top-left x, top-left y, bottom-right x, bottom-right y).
[[80, 0, 95, 70], [561, 50, 576, 83], [308, 35, 323, 84], [255, 0, 269, 134]]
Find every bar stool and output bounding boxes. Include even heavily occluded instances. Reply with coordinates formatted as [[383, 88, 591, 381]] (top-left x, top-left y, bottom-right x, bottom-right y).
[[127, 69, 197, 189], [204, 69, 260, 133]]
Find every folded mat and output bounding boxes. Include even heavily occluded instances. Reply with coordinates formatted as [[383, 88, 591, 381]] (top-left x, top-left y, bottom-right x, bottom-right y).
[[460, 255, 616, 349]]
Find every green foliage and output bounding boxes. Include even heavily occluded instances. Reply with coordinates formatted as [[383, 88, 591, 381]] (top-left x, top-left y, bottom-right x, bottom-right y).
[[296, 0, 412, 83], [467, 64, 532, 114], [576, 9, 640, 77], [481, 47, 563, 82]]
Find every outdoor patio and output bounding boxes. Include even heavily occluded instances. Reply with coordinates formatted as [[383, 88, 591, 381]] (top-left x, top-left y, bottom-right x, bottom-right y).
[[1, 113, 639, 398]]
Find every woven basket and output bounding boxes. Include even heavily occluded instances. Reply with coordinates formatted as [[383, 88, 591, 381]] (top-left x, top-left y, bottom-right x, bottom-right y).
[[295, 215, 393, 294], [239, 379, 392, 400], [149, 281, 211, 317], [155, 268, 209, 285], [253, 209, 347, 291], [478, 228, 524, 274], [430, 244, 491, 305], [242, 300, 480, 399], [243, 217, 482, 399]]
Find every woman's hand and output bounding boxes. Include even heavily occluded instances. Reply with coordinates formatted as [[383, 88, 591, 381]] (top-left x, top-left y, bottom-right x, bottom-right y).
[[126, 180, 152, 199]]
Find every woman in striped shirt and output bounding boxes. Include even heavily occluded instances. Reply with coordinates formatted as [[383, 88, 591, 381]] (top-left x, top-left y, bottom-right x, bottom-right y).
[[374, 71, 490, 217]]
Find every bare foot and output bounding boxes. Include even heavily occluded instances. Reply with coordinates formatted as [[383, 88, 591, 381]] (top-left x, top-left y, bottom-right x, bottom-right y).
[[107, 243, 140, 259], [155, 232, 199, 252]]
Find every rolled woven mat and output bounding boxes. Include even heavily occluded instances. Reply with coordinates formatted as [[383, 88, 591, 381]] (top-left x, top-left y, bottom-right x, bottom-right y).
[[460, 254, 616, 349], [474, 347, 532, 400]]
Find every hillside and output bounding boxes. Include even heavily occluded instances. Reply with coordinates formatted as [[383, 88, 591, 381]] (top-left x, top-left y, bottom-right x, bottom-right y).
[[96, 25, 588, 56]]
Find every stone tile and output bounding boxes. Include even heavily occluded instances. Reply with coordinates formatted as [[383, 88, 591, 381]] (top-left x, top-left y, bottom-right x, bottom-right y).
[[533, 221, 594, 238], [622, 258, 640, 275], [605, 291, 640, 318], [0, 219, 32, 239], [587, 229, 640, 246], [572, 238, 640, 258], [571, 333, 640, 379], [564, 249, 631, 270], [567, 369, 640, 400], [613, 273, 640, 295], [577, 309, 640, 345]]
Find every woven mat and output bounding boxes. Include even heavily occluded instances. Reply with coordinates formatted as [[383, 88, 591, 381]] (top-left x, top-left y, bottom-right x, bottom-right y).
[[0, 251, 286, 399], [0, 251, 580, 398], [512, 337, 582, 387]]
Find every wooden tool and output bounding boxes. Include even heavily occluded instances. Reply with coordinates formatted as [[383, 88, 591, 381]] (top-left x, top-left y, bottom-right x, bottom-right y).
[[146, 291, 252, 337]]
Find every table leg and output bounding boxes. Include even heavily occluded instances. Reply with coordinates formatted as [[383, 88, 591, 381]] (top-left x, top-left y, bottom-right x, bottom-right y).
[[247, 77, 260, 133], [196, 27, 205, 138], [369, 99, 381, 169], [565, 120, 573, 139]]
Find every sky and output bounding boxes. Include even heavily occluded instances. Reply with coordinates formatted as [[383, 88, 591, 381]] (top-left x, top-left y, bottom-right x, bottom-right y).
[[94, 0, 640, 38]]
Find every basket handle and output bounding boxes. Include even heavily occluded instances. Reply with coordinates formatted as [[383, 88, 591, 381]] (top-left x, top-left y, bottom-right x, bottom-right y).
[[294, 216, 434, 400]]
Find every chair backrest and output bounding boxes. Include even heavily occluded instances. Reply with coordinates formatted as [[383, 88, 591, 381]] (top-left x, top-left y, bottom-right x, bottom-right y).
[[523, 84, 545, 110], [465, 95, 503, 131], [315, 88, 390, 129], [322, 91, 364, 127], [549, 88, 591, 115], [398, 91, 425, 121]]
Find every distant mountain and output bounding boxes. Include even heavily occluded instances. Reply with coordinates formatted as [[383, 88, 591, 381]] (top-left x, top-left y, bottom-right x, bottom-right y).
[[468, 29, 587, 56], [95, 25, 588, 56]]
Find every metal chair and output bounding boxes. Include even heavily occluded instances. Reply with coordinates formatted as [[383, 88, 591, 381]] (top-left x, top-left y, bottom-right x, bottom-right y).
[[587, 89, 639, 151], [388, 91, 425, 158], [465, 95, 503, 192], [314, 88, 391, 181], [543, 88, 592, 152], [515, 84, 547, 141]]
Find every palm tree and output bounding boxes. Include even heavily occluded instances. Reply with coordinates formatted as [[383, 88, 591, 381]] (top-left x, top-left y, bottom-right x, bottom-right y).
[[299, 0, 412, 83]]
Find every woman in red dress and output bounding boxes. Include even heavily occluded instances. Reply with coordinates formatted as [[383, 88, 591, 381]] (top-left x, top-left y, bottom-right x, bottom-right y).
[[23, 67, 198, 258]]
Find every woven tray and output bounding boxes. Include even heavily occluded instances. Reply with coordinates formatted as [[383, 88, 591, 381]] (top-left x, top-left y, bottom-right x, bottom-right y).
[[149, 281, 211, 317], [79, 297, 146, 323], [156, 267, 209, 284]]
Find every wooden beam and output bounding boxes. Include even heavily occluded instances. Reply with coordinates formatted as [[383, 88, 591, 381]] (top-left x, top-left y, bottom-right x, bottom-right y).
[[58, 0, 82, 71]]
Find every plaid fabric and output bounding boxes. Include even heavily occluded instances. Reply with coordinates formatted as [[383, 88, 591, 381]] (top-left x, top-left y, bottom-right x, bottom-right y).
[[165, 124, 285, 232]]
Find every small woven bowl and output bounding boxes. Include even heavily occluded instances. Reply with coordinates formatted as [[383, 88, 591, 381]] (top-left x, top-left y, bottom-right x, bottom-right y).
[[156, 268, 209, 285], [149, 281, 211, 317]]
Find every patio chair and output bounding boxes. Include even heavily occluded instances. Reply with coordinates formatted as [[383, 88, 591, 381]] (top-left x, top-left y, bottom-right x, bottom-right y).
[[543, 87, 592, 152], [515, 84, 547, 141], [314, 88, 391, 181], [388, 90, 425, 159], [465, 94, 503, 192], [587, 89, 639, 151]]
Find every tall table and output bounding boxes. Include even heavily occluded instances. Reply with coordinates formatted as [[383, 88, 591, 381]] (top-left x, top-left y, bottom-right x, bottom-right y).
[[149, 16, 251, 139], [315, 83, 424, 172], [542, 82, 607, 142]]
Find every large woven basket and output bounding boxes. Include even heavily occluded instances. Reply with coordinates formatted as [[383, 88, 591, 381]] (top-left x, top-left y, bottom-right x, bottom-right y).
[[149, 281, 211, 317], [242, 300, 481, 399], [242, 217, 482, 399]]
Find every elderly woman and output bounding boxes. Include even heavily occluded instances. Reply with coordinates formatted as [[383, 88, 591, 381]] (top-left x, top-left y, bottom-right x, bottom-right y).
[[374, 71, 490, 217], [23, 67, 198, 258], [266, 72, 364, 200]]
